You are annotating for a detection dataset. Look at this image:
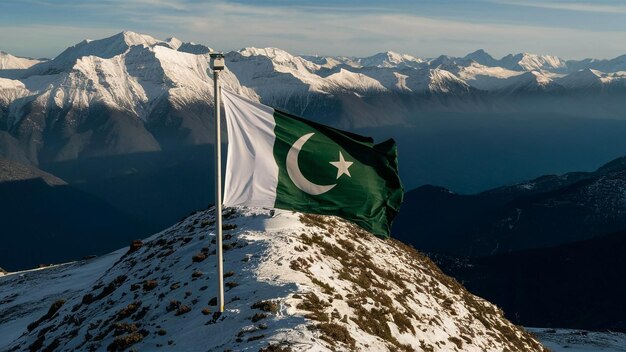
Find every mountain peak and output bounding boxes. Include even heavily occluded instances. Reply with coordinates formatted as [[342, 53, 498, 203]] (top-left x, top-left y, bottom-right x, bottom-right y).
[[164, 37, 183, 50], [516, 70, 554, 87], [472, 49, 488, 55], [239, 47, 291, 58], [115, 31, 160, 47], [581, 67, 602, 76], [0, 207, 546, 351], [359, 51, 423, 68], [383, 50, 418, 61], [38, 31, 161, 72], [557, 67, 604, 89], [325, 68, 388, 93], [177, 42, 212, 55], [464, 49, 498, 66], [501, 52, 567, 72], [236, 47, 309, 67]]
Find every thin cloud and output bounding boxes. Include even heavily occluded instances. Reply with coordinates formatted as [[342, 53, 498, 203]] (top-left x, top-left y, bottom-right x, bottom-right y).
[[492, 0, 626, 14], [1, 0, 626, 59], [134, 1, 626, 59]]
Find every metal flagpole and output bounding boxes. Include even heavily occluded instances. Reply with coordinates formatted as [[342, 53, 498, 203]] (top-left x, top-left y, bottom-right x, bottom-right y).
[[209, 52, 225, 313]]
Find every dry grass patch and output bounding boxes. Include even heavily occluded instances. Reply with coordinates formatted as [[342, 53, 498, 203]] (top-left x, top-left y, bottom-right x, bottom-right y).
[[259, 344, 292, 352], [142, 280, 157, 291], [223, 271, 235, 278], [106, 331, 147, 351], [175, 305, 191, 316], [222, 223, 237, 230], [299, 214, 336, 229], [313, 322, 355, 349], [127, 240, 143, 254], [192, 253, 207, 263], [116, 301, 141, 320], [27, 299, 65, 332], [112, 322, 137, 336], [448, 336, 463, 349], [251, 313, 268, 322], [311, 278, 334, 295], [191, 271, 203, 278], [251, 300, 279, 313], [392, 310, 415, 334], [296, 293, 330, 322]]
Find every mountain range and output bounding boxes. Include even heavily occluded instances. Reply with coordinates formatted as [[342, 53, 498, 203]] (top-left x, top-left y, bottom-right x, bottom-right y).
[[2, 31, 626, 167]]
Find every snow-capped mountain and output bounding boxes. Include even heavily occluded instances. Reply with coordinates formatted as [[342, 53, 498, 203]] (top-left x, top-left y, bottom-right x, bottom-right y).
[[456, 62, 524, 90], [226, 47, 326, 97], [428, 55, 472, 72], [496, 71, 561, 93], [557, 68, 605, 89], [566, 54, 626, 74], [499, 53, 567, 72], [0, 31, 255, 164], [0, 207, 546, 351], [3, 31, 626, 166], [358, 51, 425, 68], [304, 51, 425, 70], [0, 51, 43, 70], [556, 68, 626, 90]]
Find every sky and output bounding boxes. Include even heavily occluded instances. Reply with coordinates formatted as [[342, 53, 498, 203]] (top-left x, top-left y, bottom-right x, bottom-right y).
[[1, 0, 626, 60]]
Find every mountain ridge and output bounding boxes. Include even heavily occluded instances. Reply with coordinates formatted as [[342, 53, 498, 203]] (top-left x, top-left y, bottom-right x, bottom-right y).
[[393, 155, 626, 256]]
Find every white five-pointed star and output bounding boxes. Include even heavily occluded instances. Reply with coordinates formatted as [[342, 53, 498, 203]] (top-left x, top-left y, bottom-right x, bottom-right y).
[[329, 151, 353, 179]]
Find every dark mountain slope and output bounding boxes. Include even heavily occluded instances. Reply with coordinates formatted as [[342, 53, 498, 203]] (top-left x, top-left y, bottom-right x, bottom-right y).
[[0, 157, 65, 185], [393, 157, 626, 256], [43, 144, 217, 234], [0, 177, 147, 271], [435, 231, 626, 331]]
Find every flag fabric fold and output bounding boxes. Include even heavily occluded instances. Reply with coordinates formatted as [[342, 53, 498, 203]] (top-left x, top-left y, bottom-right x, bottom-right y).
[[222, 89, 403, 237]]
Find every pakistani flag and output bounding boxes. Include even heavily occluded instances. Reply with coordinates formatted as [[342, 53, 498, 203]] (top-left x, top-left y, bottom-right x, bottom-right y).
[[222, 90, 403, 237]]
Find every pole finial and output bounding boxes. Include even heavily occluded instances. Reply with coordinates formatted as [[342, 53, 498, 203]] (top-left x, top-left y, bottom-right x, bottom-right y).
[[210, 52, 225, 71]]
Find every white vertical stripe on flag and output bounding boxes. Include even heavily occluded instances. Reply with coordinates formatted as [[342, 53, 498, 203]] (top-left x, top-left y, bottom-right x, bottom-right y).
[[222, 90, 279, 207]]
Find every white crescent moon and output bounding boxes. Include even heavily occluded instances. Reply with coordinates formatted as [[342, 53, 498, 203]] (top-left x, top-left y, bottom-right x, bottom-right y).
[[286, 133, 336, 195]]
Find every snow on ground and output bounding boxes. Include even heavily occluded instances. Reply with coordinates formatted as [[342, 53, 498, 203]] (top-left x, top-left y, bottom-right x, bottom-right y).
[[528, 328, 626, 352], [0, 207, 546, 351], [0, 253, 123, 348]]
